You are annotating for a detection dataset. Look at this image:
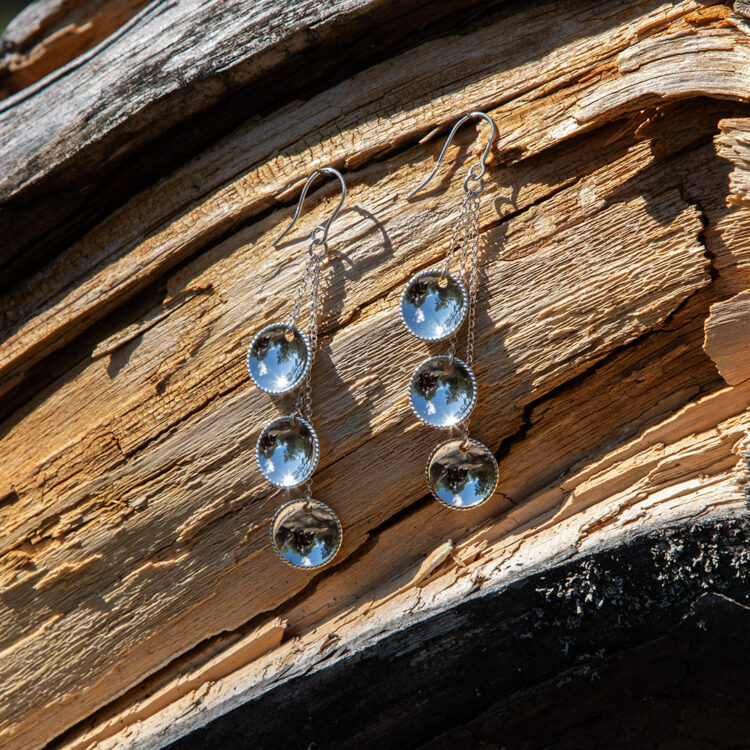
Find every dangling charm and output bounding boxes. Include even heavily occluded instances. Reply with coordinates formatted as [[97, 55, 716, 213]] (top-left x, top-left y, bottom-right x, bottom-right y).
[[247, 323, 311, 394], [400, 269, 467, 341], [270, 499, 342, 569], [255, 414, 319, 488], [247, 167, 346, 568], [404, 111, 499, 510], [409, 355, 477, 428], [426, 437, 498, 509]]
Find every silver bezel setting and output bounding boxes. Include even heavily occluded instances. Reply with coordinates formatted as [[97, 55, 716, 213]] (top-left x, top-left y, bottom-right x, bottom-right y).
[[425, 437, 499, 511], [255, 414, 320, 488], [269, 499, 343, 570], [399, 269, 468, 342], [408, 355, 478, 429], [246, 322, 312, 395]]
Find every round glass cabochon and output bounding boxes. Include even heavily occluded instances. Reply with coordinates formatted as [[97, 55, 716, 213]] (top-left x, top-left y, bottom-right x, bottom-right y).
[[401, 270, 467, 341], [409, 356, 477, 428], [271, 500, 342, 569], [427, 438, 498, 509], [256, 415, 319, 488], [246, 323, 310, 394]]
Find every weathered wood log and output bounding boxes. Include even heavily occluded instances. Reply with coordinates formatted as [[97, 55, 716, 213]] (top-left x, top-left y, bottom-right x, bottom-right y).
[[1, 0, 750, 748], [168, 519, 750, 750]]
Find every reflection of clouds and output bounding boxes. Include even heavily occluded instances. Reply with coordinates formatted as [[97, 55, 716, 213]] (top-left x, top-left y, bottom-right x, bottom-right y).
[[429, 440, 497, 508], [249, 326, 309, 392], [274, 502, 340, 567], [438, 474, 484, 506], [258, 419, 316, 487], [403, 274, 466, 339], [412, 358, 474, 426]]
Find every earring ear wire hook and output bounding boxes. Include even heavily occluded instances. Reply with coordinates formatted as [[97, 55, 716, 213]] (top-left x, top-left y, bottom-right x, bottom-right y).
[[406, 111, 496, 200], [273, 167, 347, 249]]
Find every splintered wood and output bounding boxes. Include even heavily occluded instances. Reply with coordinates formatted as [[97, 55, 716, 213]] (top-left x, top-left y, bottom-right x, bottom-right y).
[[1, 0, 750, 748]]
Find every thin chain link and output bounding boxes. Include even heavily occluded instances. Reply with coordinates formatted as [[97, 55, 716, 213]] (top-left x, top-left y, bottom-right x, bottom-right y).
[[294, 254, 321, 426], [447, 185, 482, 370], [440, 189, 479, 279], [289, 255, 313, 329], [460, 186, 481, 439], [462, 189, 481, 369], [290, 246, 323, 505]]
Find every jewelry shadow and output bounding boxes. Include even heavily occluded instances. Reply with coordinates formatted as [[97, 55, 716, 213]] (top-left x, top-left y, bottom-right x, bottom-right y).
[[272, 203, 395, 498]]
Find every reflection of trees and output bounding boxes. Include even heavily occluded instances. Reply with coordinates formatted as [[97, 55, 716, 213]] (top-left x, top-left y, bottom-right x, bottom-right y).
[[252, 329, 304, 369], [317, 530, 339, 557], [276, 505, 339, 562], [407, 276, 463, 320], [432, 446, 496, 502], [416, 361, 473, 410], [280, 426, 312, 468], [442, 367, 473, 406]]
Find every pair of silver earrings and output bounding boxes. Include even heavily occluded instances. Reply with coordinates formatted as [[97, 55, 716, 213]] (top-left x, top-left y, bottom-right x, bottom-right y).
[[246, 113, 497, 569]]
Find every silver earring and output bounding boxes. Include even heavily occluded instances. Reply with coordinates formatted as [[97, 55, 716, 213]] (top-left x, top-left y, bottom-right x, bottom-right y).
[[247, 167, 345, 568], [402, 112, 499, 510]]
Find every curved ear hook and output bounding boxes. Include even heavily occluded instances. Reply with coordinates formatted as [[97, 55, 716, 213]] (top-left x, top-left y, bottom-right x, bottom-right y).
[[406, 111, 496, 200], [273, 167, 347, 249]]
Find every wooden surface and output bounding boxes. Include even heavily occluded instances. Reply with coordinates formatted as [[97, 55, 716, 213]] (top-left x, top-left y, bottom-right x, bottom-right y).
[[1, 0, 750, 748], [0, 0, 149, 98], [168, 517, 750, 749]]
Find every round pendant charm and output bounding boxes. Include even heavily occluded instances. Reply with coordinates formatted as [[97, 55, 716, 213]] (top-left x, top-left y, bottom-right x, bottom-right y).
[[400, 270, 467, 341], [270, 499, 342, 569], [426, 438, 498, 510], [246, 323, 311, 394], [256, 415, 319, 488], [409, 356, 477, 428]]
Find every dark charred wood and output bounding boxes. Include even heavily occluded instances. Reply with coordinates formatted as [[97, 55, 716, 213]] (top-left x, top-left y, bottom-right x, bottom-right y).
[[169, 516, 750, 750]]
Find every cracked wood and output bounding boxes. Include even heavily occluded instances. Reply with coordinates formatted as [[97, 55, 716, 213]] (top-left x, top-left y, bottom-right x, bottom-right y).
[[1, 0, 750, 748]]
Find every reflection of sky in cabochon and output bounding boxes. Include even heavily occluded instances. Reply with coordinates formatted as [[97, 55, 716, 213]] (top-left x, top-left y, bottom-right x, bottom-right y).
[[247, 324, 310, 393], [411, 357, 476, 427], [428, 439, 498, 509], [272, 501, 341, 568], [402, 271, 467, 341], [257, 417, 318, 488]]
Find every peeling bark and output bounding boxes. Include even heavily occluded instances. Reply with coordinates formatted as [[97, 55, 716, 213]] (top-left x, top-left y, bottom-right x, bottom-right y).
[[1, 0, 750, 748]]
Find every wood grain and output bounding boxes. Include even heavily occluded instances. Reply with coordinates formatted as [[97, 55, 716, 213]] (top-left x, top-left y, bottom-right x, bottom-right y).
[[0, 0, 749, 747], [0, 0, 743, 394], [57, 383, 750, 749], [0, 0, 500, 281], [704, 289, 750, 384], [0, 0, 149, 99]]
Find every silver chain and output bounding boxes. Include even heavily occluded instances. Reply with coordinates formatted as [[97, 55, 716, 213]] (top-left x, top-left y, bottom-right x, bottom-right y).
[[291, 238, 326, 504], [289, 256, 312, 330], [447, 183, 482, 370], [441, 189, 479, 279], [294, 254, 321, 425], [462, 190, 481, 369]]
